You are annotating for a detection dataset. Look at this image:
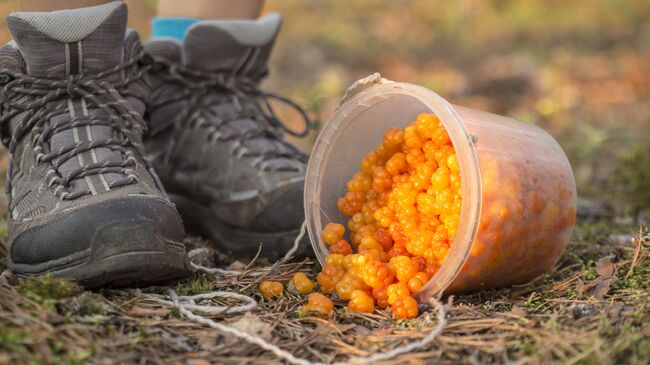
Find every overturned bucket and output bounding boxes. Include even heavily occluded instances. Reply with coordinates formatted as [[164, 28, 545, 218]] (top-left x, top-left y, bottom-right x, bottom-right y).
[[304, 74, 577, 300]]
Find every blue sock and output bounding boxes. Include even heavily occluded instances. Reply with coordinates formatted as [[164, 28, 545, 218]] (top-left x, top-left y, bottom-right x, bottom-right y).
[[151, 17, 198, 41]]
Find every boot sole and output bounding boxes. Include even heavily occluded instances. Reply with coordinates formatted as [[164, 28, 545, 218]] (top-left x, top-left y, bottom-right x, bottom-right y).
[[170, 193, 313, 261], [11, 222, 190, 288]]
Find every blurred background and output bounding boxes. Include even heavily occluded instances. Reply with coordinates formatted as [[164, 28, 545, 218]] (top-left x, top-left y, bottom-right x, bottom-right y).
[[0, 0, 649, 221]]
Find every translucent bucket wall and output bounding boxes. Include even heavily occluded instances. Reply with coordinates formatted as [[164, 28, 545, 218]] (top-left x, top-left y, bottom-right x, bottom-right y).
[[304, 75, 577, 300]]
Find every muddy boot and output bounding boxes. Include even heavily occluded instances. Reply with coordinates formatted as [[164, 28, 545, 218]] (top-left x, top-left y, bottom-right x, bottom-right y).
[[0, 2, 189, 287], [144, 13, 312, 261]]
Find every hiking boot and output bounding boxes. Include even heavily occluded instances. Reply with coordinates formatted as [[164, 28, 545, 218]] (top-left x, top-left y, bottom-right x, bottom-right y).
[[0, 2, 189, 287], [145, 13, 312, 261]]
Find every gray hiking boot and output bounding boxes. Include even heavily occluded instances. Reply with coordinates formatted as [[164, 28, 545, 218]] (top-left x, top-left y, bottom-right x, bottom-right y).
[[0, 2, 189, 287], [145, 13, 312, 261]]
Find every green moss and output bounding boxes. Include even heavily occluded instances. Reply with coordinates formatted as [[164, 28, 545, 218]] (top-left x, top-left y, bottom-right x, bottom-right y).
[[0, 330, 30, 356], [17, 275, 82, 304], [174, 274, 213, 296]]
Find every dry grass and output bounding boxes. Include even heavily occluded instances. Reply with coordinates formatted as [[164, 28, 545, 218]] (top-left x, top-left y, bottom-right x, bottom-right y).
[[0, 223, 649, 365]]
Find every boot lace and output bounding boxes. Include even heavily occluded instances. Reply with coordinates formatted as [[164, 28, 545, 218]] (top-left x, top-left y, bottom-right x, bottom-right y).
[[147, 56, 316, 172], [0, 53, 151, 200]]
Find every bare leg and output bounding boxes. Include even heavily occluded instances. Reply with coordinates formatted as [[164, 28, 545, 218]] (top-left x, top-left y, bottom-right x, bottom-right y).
[[157, 0, 264, 19], [18, 0, 114, 11]]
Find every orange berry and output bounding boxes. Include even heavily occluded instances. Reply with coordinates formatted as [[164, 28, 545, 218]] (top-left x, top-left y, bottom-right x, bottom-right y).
[[406, 148, 426, 168], [259, 281, 284, 299], [372, 287, 390, 309], [325, 253, 345, 267], [447, 154, 459, 173], [375, 227, 394, 251], [388, 255, 419, 283], [362, 261, 395, 289], [360, 151, 383, 175], [433, 125, 451, 145], [321, 223, 346, 245], [372, 167, 392, 193], [416, 113, 438, 138], [336, 273, 366, 300], [391, 295, 419, 319], [430, 168, 450, 190], [386, 282, 411, 305], [383, 127, 405, 150], [329, 239, 353, 255], [404, 125, 422, 149], [291, 273, 315, 295], [385, 152, 407, 176], [300, 293, 333, 316], [348, 290, 375, 313], [317, 264, 345, 294], [407, 271, 431, 292], [337, 191, 365, 216]]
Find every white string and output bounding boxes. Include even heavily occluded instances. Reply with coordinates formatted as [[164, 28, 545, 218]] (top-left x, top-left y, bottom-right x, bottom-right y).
[[147, 291, 257, 315], [168, 289, 315, 365], [187, 220, 308, 278], [146, 220, 447, 364]]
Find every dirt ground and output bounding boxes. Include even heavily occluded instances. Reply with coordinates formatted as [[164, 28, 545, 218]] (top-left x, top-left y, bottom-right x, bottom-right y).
[[0, 221, 648, 365]]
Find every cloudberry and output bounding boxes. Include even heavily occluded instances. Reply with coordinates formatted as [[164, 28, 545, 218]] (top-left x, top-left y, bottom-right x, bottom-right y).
[[325, 253, 345, 267], [404, 125, 422, 149], [383, 127, 404, 150], [416, 113, 438, 138], [407, 271, 430, 292], [337, 192, 365, 216], [391, 295, 419, 319], [447, 154, 459, 173], [347, 172, 372, 193], [372, 287, 390, 309], [372, 167, 392, 193], [375, 227, 394, 250], [321, 223, 345, 245], [348, 290, 375, 313], [300, 293, 333, 317], [317, 264, 345, 294], [291, 273, 314, 295], [389, 255, 419, 283], [360, 151, 382, 175], [406, 148, 426, 167], [362, 261, 395, 289], [329, 239, 353, 255], [385, 152, 407, 176], [359, 235, 382, 252], [336, 273, 366, 300], [431, 168, 450, 191], [259, 281, 284, 299], [386, 282, 411, 305]]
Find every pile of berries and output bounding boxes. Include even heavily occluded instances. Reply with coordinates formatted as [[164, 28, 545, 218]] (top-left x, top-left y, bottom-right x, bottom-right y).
[[316, 113, 462, 318], [259, 274, 335, 317]]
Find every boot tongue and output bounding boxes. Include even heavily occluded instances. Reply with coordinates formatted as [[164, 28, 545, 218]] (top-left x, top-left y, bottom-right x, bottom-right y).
[[6, 1, 126, 79], [183, 12, 282, 78]]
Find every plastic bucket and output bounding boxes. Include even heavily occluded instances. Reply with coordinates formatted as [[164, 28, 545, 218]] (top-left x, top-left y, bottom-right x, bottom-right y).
[[304, 74, 577, 300]]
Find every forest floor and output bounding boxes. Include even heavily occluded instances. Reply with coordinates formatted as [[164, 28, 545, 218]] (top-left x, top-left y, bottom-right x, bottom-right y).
[[0, 220, 648, 365]]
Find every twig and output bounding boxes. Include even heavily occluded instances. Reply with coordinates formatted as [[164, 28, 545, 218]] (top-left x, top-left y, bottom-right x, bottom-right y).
[[625, 226, 645, 279]]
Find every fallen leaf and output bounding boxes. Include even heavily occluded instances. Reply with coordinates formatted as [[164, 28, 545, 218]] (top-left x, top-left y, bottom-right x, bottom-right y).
[[229, 312, 273, 341], [595, 258, 614, 278], [593, 277, 613, 300]]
